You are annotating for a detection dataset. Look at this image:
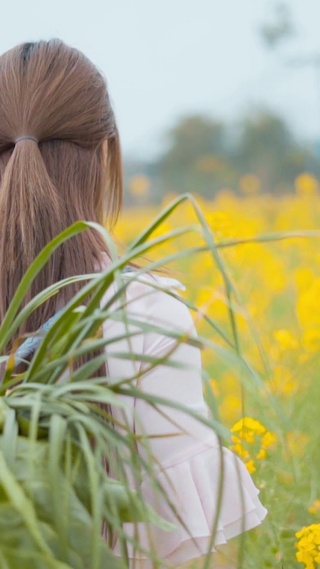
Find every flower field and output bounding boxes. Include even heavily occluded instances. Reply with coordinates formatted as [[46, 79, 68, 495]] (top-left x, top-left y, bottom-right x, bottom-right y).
[[115, 174, 320, 568]]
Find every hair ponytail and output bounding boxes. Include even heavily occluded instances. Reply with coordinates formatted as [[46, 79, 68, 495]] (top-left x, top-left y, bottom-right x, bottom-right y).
[[0, 138, 66, 336], [105, 127, 123, 226], [0, 39, 123, 356]]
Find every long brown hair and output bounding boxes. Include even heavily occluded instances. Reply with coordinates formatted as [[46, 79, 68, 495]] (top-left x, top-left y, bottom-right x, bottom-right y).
[[0, 39, 123, 352]]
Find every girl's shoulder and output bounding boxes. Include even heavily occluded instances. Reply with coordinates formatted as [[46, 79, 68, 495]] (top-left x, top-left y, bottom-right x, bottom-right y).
[[121, 270, 186, 312], [122, 268, 185, 296], [100, 254, 186, 309]]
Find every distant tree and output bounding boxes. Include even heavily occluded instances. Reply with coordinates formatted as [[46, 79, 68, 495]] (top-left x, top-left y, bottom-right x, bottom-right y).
[[127, 110, 318, 204], [259, 2, 320, 173], [235, 110, 314, 192], [157, 115, 236, 196], [259, 2, 295, 50]]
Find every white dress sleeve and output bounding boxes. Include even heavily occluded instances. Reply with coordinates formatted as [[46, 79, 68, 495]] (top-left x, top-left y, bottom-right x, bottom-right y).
[[102, 273, 267, 568]]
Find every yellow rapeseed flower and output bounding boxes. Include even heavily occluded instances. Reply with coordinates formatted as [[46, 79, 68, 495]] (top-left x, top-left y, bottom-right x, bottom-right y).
[[295, 267, 315, 292], [302, 329, 320, 353], [297, 279, 320, 329], [246, 460, 256, 474], [273, 329, 298, 351], [261, 431, 277, 449], [308, 500, 320, 516], [128, 174, 151, 196], [231, 417, 266, 435], [205, 211, 233, 240], [295, 523, 320, 568], [219, 394, 242, 425], [230, 417, 276, 474], [295, 173, 319, 197], [256, 448, 267, 460]]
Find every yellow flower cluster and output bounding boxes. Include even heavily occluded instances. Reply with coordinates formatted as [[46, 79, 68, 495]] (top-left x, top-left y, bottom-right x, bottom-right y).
[[230, 417, 276, 474], [273, 328, 299, 351], [295, 524, 320, 568], [115, 175, 320, 565], [295, 173, 319, 197]]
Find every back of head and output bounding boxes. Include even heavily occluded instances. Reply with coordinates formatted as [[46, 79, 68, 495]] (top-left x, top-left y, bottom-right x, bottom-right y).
[[0, 39, 123, 345]]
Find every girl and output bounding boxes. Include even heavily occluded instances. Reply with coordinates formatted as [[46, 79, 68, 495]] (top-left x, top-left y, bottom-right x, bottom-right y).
[[0, 40, 267, 567]]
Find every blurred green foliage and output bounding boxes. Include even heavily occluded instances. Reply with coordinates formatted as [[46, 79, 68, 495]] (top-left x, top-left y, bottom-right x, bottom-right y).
[[125, 110, 319, 203]]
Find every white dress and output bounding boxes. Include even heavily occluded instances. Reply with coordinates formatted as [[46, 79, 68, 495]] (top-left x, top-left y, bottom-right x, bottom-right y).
[[101, 265, 267, 568]]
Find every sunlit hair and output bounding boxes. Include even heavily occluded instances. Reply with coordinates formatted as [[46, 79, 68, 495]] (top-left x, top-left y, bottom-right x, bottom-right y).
[[0, 39, 123, 350]]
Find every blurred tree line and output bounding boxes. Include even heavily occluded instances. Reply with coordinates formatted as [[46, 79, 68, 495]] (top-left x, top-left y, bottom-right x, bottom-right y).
[[125, 2, 320, 205], [124, 109, 320, 204]]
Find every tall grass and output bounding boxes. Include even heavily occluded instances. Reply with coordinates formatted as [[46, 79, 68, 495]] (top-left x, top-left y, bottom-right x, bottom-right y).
[[1, 191, 319, 568]]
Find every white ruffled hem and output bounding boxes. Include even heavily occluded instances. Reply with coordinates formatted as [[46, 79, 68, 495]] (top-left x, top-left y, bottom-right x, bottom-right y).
[[112, 442, 267, 568]]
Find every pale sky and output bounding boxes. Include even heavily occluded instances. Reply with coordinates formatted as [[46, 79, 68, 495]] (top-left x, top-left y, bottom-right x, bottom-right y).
[[1, 0, 320, 158]]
